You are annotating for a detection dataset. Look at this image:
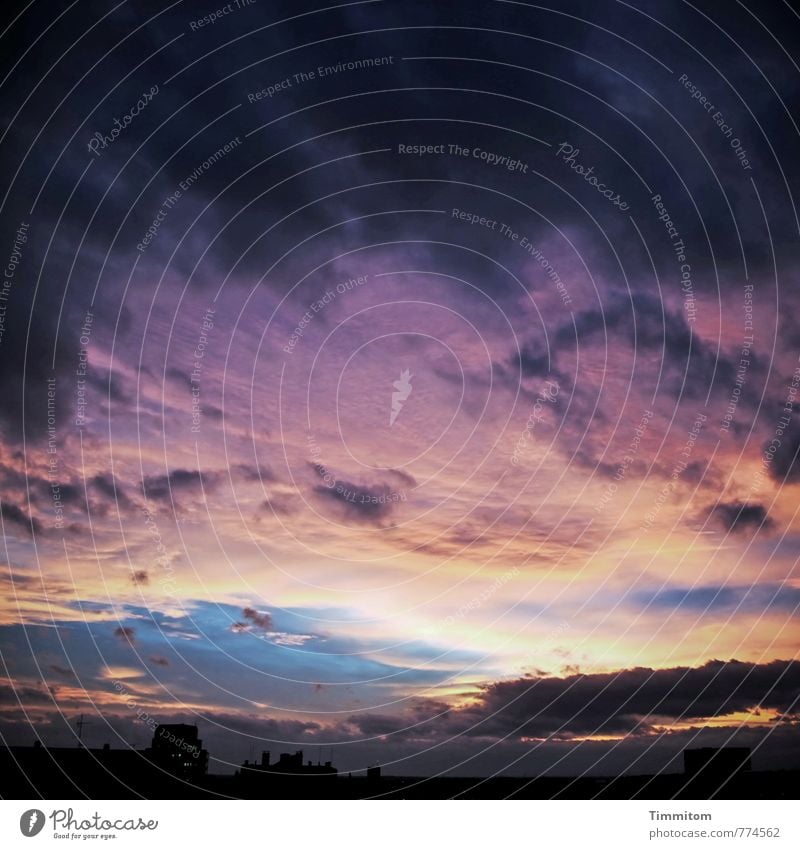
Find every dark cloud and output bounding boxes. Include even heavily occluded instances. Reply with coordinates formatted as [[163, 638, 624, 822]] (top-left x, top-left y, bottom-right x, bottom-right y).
[[387, 468, 417, 488], [130, 570, 149, 585], [311, 465, 405, 525], [509, 339, 555, 379], [90, 474, 130, 507], [709, 501, 773, 534], [113, 627, 136, 646], [262, 495, 295, 517], [0, 229, 75, 446], [459, 659, 800, 739], [636, 584, 800, 614], [148, 656, 170, 667], [346, 659, 800, 742], [768, 420, 800, 484], [0, 464, 28, 493], [234, 463, 276, 483], [85, 367, 133, 405], [679, 460, 714, 485], [0, 502, 42, 537], [242, 607, 272, 630], [0, 681, 56, 708], [48, 665, 75, 678], [22, 477, 82, 509], [231, 607, 273, 633], [553, 293, 754, 405], [141, 468, 219, 502]]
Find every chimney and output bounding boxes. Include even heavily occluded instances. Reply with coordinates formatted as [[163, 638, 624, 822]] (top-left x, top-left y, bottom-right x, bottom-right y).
[[261, 751, 270, 767]]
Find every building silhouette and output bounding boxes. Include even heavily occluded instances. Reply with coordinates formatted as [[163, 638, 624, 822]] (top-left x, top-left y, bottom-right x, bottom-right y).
[[149, 723, 209, 781], [1, 730, 796, 800], [239, 750, 337, 777], [0, 723, 208, 797], [682, 746, 752, 795], [684, 746, 752, 777], [234, 749, 337, 798]]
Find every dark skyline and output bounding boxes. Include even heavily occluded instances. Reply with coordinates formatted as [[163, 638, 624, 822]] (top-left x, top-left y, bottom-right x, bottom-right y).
[[2, 725, 794, 800]]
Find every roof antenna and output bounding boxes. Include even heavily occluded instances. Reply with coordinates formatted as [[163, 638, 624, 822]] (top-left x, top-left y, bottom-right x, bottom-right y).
[[76, 714, 90, 745]]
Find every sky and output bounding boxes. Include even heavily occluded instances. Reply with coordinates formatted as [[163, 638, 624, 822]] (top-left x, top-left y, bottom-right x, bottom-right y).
[[0, 0, 798, 780]]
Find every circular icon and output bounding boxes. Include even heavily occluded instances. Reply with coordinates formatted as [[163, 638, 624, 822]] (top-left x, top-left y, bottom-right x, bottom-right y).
[[19, 810, 46, 837]]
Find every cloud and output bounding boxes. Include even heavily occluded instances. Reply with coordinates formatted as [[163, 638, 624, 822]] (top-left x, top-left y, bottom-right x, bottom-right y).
[[0, 502, 42, 537], [130, 570, 149, 585], [228, 607, 315, 645], [708, 501, 774, 534], [768, 420, 800, 483], [262, 495, 296, 517], [553, 292, 748, 403], [234, 463, 276, 483], [311, 466, 405, 525], [91, 473, 130, 507], [387, 468, 417, 488], [85, 367, 133, 405], [113, 627, 137, 646], [346, 659, 800, 742], [0, 227, 75, 445], [269, 632, 315, 646], [463, 659, 800, 739], [231, 607, 273, 633], [0, 680, 56, 708], [508, 338, 555, 379], [141, 468, 219, 502], [48, 665, 75, 678], [23, 478, 82, 509], [148, 656, 170, 667], [635, 584, 800, 614]]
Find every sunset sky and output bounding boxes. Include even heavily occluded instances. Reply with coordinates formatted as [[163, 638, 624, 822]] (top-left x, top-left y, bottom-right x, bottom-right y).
[[0, 0, 798, 779]]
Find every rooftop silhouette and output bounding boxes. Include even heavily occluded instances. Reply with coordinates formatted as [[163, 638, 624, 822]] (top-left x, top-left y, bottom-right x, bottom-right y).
[[0, 728, 797, 800]]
